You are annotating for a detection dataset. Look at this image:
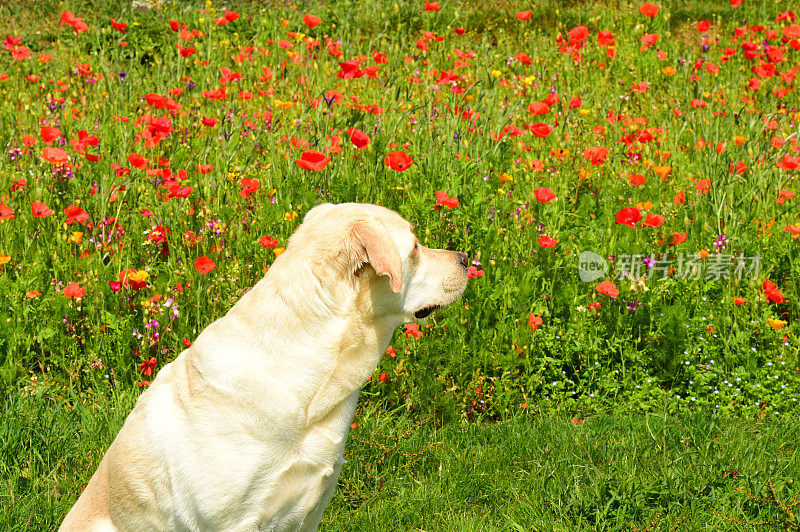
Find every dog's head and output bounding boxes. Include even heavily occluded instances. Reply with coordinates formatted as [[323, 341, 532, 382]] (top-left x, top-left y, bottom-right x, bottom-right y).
[[288, 203, 468, 322]]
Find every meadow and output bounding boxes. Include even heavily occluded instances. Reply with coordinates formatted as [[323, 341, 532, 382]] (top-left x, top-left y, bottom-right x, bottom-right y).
[[1, 0, 799, 528]]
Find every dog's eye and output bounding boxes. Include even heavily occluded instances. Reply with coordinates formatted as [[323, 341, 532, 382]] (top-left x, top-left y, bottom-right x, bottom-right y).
[[413, 242, 419, 251]]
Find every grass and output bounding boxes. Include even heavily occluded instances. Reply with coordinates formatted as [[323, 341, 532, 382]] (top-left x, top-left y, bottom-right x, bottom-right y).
[[295, 407, 800, 530], [2, 387, 800, 530]]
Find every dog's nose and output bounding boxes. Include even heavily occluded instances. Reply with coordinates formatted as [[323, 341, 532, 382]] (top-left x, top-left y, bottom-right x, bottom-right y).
[[456, 252, 469, 269]]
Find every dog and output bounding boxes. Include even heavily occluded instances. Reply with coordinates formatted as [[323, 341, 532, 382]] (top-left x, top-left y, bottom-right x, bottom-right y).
[[60, 202, 469, 531]]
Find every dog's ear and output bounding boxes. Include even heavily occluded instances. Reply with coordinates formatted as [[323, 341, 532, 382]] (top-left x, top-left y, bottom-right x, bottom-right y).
[[351, 221, 403, 293]]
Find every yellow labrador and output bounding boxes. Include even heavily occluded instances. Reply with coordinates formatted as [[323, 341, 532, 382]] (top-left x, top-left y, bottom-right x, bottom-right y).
[[61, 203, 468, 531]]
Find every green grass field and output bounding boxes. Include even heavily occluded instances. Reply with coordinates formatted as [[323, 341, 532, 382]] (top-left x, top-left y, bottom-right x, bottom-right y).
[[1, 0, 800, 528], [3, 389, 800, 529]]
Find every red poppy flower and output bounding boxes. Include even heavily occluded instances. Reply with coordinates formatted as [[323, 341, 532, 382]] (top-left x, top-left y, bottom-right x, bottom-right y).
[[303, 14, 321, 28], [528, 102, 550, 115], [259, 235, 279, 249], [346, 128, 372, 149], [40, 126, 61, 144], [337, 60, 364, 79], [384, 151, 414, 171], [640, 33, 659, 51], [641, 213, 664, 227], [145, 94, 165, 108], [696, 20, 710, 32], [785, 225, 800, 237], [149, 225, 171, 244], [673, 190, 685, 204], [529, 123, 553, 137], [64, 205, 89, 224], [597, 30, 616, 47], [284, 136, 310, 149], [0, 203, 14, 220], [528, 313, 543, 332], [176, 44, 197, 58], [239, 177, 259, 198], [776, 155, 800, 170], [71, 130, 100, 154], [424, 1, 439, 11], [128, 153, 148, 169], [467, 266, 484, 279], [533, 187, 556, 203], [752, 63, 775, 79], [615, 207, 642, 228], [110, 17, 127, 33], [538, 235, 559, 248], [433, 190, 459, 210], [569, 26, 589, 43], [327, 134, 343, 154], [516, 11, 531, 20], [404, 323, 423, 338], [139, 357, 157, 376], [214, 11, 237, 24], [762, 280, 784, 304], [503, 125, 524, 138], [296, 150, 332, 171], [629, 174, 646, 186], [4, 35, 21, 49], [31, 201, 54, 217], [41, 147, 68, 164], [732, 297, 746, 305], [582, 146, 608, 166], [164, 183, 192, 201], [143, 116, 173, 148], [595, 280, 619, 299], [194, 255, 216, 275], [729, 161, 747, 175], [11, 46, 30, 62], [639, 3, 659, 17], [668, 232, 687, 246], [63, 282, 86, 300], [61, 11, 88, 33]]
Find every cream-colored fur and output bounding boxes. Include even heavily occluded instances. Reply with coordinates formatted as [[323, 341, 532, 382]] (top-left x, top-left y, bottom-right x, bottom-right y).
[[60, 203, 468, 531]]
